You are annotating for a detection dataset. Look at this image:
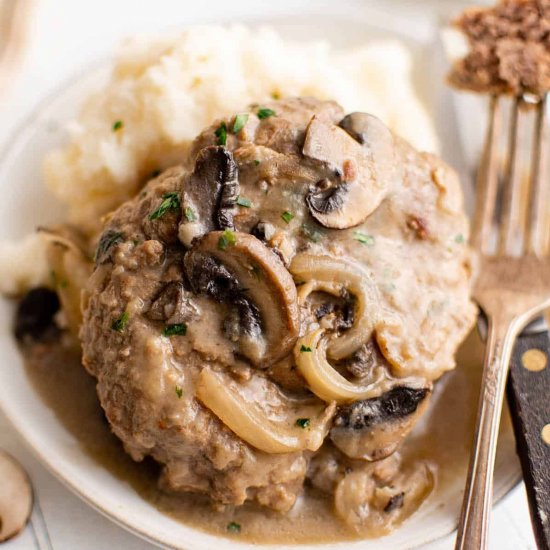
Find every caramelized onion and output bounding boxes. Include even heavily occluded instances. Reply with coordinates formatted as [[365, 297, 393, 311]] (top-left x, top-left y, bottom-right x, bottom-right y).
[[294, 328, 394, 404], [40, 226, 92, 336], [196, 368, 335, 454], [290, 253, 379, 360], [334, 459, 435, 536]]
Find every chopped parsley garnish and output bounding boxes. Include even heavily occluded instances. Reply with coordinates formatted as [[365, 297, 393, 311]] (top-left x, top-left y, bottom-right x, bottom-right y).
[[296, 418, 311, 429], [175, 385, 183, 398], [232, 113, 249, 134], [111, 311, 129, 332], [226, 522, 241, 534], [454, 233, 465, 244], [300, 345, 312, 353], [95, 230, 124, 262], [215, 121, 228, 145], [251, 265, 262, 280], [218, 228, 237, 250], [163, 323, 187, 337], [354, 232, 375, 246], [236, 196, 252, 208], [254, 159, 261, 166], [257, 107, 276, 120], [149, 192, 180, 220], [50, 270, 68, 289], [184, 206, 196, 222], [281, 211, 294, 224], [112, 120, 124, 132], [301, 224, 322, 243]]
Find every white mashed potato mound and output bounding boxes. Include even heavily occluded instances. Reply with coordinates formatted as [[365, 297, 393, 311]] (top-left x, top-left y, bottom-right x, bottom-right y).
[[0, 234, 49, 296], [44, 25, 438, 230]]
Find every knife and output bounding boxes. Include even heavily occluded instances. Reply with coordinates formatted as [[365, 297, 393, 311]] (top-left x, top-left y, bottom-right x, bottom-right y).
[[507, 322, 550, 550]]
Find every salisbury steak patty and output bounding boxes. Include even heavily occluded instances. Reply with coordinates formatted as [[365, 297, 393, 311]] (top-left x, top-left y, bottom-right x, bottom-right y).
[[80, 98, 476, 512]]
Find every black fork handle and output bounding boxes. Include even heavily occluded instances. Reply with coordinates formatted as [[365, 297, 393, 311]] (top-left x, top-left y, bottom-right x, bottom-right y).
[[507, 329, 550, 550]]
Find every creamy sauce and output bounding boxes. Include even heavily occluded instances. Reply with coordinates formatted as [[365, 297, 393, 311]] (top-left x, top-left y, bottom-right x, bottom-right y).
[[21, 329, 516, 544]]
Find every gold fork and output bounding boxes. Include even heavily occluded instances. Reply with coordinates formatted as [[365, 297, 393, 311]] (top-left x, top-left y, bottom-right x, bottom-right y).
[[455, 93, 550, 550]]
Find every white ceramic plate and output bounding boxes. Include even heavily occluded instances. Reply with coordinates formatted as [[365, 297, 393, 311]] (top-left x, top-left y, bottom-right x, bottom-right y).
[[0, 2, 522, 549]]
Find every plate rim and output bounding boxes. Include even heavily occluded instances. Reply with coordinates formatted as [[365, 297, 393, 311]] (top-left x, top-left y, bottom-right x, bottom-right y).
[[0, 34, 522, 550]]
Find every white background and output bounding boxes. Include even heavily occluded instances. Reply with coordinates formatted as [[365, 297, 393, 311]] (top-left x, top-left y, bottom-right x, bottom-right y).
[[0, 1, 538, 549]]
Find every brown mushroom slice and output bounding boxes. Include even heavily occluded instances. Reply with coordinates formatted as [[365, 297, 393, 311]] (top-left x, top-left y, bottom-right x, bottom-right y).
[[302, 116, 394, 228], [334, 457, 435, 536], [330, 386, 431, 460], [290, 253, 379, 360], [179, 146, 239, 247], [0, 451, 33, 542], [40, 226, 93, 337], [197, 368, 335, 454], [184, 231, 299, 366]]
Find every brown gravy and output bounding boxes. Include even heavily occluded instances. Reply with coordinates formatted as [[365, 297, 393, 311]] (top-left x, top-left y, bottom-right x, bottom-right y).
[[21, 330, 516, 544]]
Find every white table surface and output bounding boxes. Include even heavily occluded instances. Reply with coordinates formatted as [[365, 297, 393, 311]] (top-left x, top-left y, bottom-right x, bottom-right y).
[[0, 1, 539, 549]]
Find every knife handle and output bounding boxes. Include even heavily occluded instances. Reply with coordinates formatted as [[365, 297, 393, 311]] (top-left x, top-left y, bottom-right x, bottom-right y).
[[507, 330, 550, 550]]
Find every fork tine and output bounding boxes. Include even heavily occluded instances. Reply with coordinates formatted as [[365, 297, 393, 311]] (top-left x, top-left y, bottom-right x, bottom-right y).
[[525, 93, 549, 256], [498, 96, 524, 255], [472, 95, 501, 253]]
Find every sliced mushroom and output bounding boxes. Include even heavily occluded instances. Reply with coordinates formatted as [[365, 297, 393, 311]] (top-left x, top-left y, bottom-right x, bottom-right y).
[[290, 253, 380, 360], [0, 451, 33, 542], [302, 115, 395, 228], [184, 231, 299, 366], [196, 368, 335, 453], [179, 146, 239, 247], [14, 287, 60, 342], [147, 282, 199, 325], [330, 386, 431, 460]]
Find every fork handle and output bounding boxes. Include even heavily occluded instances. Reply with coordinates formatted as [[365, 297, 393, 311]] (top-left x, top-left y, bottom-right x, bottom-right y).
[[455, 317, 522, 550], [507, 330, 550, 550]]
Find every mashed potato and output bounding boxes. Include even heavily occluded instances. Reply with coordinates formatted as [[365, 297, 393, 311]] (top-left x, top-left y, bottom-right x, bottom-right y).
[[45, 25, 438, 232], [0, 25, 439, 295]]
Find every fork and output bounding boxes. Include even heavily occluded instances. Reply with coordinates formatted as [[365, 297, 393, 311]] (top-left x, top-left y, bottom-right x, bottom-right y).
[[455, 92, 550, 550]]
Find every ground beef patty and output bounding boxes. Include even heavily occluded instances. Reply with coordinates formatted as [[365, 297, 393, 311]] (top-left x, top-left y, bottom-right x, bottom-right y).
[[80, 98, 476, 512], [449, 0, 550, 96]]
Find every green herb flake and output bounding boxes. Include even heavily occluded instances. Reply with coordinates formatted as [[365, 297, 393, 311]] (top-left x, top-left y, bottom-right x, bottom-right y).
[[175, 385, 183, 399], [257, 107, 276, 120], [281, 211, 294, 224], [236, 196, 252, 208], [164, 323, 187, 337], [95, 230, 124, 262], [232, 113, 249, 134], [251, 265, 262, 280], [218, 229, 237, 251], [111, 311, 129, 333], [301, 224, 322, 243], [300, 345, 312, 353], [149, 192, 180, 220], [296, 418, 311, 429], [112, 120, 124, 132], [227, 522, 241, 534], [184, 206, 196, 222], [50, 270, 69, 289], [354, 232, 375, 246], [215, 121, 228, 146], [254, 159, 261, 166], [454, 234, 465, 244]]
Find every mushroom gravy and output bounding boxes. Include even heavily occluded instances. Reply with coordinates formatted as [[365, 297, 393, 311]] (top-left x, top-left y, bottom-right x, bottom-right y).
[[20, 329, 517, 544], [15, 97, 484, 540]]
